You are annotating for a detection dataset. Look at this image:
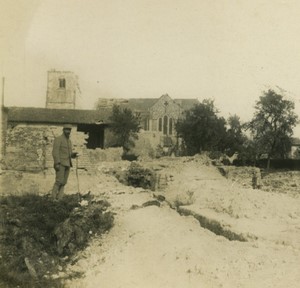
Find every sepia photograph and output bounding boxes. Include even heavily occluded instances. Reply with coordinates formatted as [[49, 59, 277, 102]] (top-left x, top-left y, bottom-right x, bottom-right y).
[[1, 0, 300, 287]]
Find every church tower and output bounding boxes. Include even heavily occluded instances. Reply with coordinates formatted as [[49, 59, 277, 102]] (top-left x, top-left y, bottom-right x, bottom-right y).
[[46, 70, 79, 109]]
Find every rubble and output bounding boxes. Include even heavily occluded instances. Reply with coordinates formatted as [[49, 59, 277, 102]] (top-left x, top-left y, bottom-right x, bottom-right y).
[[54, 200, 113, 255]]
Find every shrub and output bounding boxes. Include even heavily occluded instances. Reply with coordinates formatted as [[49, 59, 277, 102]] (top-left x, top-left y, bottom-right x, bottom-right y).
[[126, 162, 156, 190]]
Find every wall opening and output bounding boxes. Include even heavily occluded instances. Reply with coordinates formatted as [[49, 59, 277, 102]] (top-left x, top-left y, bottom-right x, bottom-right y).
[[77, 124, 105, 149]]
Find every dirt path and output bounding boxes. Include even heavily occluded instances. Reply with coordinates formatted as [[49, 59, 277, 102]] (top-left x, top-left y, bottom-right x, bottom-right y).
[[64, 158, 300, 288]]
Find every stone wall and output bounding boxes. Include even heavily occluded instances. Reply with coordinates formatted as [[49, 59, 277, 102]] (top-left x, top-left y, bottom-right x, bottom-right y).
[[101, 129, 178, 160], [3, 123, 122, 172], [129, 131, 177, 159], [5, 124, 47, 171], [129, 131, 159, 159]]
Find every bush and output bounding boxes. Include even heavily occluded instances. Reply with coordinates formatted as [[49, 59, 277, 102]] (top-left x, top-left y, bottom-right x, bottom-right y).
[[126, 162, 156, 190]]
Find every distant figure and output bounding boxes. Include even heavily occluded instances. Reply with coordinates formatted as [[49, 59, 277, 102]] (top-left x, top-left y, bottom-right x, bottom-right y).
[[51, 124, 78, 200], [252, 168, 262, 189]]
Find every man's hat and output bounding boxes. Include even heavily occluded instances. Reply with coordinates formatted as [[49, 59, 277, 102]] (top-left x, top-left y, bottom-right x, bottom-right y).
[[63, 124, 72, 129]]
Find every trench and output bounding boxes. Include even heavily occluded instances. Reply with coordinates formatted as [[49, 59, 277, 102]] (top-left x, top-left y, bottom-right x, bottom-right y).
[[141, 194, 248, 242], [124, 165, 248, 242], [177, 207, 247, 242]]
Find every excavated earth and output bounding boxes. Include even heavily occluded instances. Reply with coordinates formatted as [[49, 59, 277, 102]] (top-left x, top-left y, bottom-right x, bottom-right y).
[[58, 155, 300, 288], [2, 155, 300, 287]]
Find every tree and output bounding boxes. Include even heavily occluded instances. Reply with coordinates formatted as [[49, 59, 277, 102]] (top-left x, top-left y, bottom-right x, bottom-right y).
[[108, 105, 141, 152], [247, 89, 298, 169], [175, 99, 227, 155], [224, 114, 247, 156], [237, 138, 259, 166]]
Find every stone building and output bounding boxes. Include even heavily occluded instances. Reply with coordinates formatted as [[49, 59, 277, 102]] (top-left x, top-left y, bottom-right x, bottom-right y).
[[1, 107, 120, 172], [96, 94, 198, 148], [46, 70, 80, 109]]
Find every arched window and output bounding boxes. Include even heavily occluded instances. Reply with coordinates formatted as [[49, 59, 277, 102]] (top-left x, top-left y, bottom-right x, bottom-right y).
[[159, 118, 162, 131], [144, 118, 149, 131], [169, 118, 173, 135], [163, 115, 168, 135]]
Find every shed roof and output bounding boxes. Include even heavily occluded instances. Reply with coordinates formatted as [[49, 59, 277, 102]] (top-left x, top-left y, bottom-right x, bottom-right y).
[[7, 107, 111, 125]]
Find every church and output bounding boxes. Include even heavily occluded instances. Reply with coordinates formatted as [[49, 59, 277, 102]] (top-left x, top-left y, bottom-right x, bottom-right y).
[[95, 94, 198, 147]]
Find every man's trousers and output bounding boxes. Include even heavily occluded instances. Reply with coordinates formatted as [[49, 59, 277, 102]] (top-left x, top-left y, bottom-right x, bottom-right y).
[[51, 165, 70, 200]]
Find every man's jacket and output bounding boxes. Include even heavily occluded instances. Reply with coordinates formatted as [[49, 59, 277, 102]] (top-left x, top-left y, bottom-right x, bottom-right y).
[[52, 134, 73, 167]]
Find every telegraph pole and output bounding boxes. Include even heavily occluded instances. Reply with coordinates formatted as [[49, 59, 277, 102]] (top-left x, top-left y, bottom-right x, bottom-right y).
[[1, 77, 4, 107], [0, 77, 4, 167]]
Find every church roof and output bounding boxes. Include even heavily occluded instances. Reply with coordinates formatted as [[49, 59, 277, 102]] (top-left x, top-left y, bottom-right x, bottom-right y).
[[97, 97, 199, 112]]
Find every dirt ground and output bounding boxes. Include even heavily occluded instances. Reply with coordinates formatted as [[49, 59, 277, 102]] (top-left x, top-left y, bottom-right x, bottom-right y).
[[2, 155, 300, 287], [41, 155, 299, 288]]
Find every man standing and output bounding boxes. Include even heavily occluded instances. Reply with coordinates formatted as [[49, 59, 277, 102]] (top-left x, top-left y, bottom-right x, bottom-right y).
[[51, 124, 78, 200]]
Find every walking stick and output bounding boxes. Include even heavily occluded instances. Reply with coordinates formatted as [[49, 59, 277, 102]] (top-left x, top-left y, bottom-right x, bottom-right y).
[[76, 156, 80, 201]]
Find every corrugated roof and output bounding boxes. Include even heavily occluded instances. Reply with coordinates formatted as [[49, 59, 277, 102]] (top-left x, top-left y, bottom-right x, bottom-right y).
[[7, 107, 112, 124]]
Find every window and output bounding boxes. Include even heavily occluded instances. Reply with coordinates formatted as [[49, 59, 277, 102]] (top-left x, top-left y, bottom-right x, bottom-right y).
[[144, 118, 149, 131], [163, 115, 168, 135], [169, 118, 173, 135], [159, 118, 162, 131], [59, 78, 66, 88]]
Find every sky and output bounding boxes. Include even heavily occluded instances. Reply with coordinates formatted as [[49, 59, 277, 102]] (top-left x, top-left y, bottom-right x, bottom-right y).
[[2, 0, 300, 133]]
